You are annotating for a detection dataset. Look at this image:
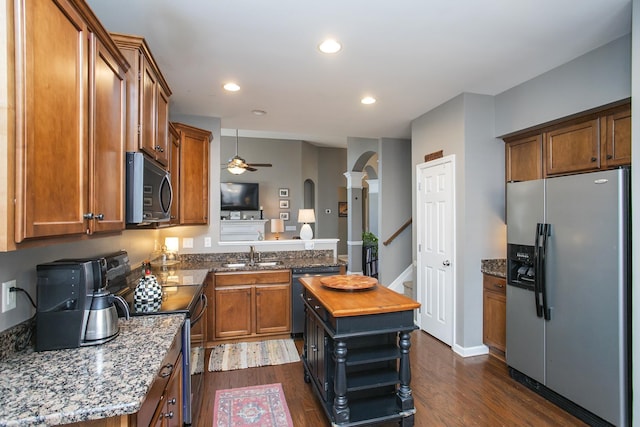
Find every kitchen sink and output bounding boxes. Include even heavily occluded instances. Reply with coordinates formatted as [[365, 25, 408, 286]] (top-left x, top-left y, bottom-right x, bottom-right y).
[[221, 260, 283, 268], [256, 261, 282, 266], [222, 262, 247, 268]]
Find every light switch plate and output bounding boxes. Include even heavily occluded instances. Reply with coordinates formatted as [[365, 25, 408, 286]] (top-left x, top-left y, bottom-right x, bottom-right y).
[[182, 237, 193, 248], [204, 237, 211, 247]]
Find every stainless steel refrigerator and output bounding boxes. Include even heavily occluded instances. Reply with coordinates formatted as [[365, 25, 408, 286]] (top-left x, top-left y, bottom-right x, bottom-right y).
[[506, 168, 629, 426]]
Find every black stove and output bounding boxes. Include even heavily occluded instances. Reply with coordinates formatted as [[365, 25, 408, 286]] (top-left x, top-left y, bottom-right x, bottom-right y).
[[103, 250, 203, 317]]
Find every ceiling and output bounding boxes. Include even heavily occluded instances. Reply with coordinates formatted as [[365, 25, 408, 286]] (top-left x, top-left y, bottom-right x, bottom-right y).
[[86, 0, 631, 148]]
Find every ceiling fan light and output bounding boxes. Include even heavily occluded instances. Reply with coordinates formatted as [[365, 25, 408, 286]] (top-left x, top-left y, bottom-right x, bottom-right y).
[[227, 164, 246, 174]]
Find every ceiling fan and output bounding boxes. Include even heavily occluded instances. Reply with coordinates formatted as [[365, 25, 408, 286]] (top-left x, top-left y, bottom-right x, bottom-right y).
[[225, 129, 272, 174]]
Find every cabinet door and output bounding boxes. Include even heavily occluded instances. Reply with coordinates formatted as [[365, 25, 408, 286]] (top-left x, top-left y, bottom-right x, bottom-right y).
[[602, 109, 631, 168], [545, 119, 600, 176], [215, 287, 252, 338], [255, 284, 291, 334], [15, 0, 89, 241], [139, 54, 157, 158], [163, 354, 183, 427], [483, 275, 506, 353], [505, 135, 543, 182], [176, 123, 211, 225], [88, 35, 126, 234], [155, 85, 170, 167], [168, 123, 180, 225]]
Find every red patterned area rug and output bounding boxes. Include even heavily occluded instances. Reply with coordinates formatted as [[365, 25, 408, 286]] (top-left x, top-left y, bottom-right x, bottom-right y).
[[213, 383, 294, 427]]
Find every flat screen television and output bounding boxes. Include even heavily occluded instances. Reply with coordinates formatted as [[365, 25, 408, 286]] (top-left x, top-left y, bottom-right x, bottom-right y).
[[220, 182, 260, 211]]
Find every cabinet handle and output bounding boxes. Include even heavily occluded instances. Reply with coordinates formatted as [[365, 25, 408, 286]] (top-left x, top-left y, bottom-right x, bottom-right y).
[[607, 154, 613, 160], [311, 344, 317, 352], [83, 212, 94, 220], [494, 284, 504, 288], [94, 213, 104, 220], [314, 305, 321, 310], [164, 411, 174, 419], [591, 157, 597, 162], [168, 398, 177, 405], [159, 363, 173, 378]]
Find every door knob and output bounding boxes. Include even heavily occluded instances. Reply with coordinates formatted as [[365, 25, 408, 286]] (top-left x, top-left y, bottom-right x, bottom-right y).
[[443, 260, 451, 266]]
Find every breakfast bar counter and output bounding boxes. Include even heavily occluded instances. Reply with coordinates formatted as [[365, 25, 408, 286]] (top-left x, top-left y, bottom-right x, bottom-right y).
[[299, 276, 420, 426], [0, 314, 184, 426]]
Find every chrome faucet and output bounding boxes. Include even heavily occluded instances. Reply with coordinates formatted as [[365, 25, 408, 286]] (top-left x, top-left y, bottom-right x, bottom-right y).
[[249, 245, 256, 264]]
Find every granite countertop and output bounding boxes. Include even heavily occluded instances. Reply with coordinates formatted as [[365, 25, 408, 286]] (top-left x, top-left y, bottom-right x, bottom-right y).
[[173, 252, 344, 273], [481, 259, 506, 278], [0, 314, 185, 427]]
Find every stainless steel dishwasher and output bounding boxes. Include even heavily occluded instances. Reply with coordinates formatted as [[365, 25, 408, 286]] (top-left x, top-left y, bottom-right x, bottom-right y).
[[291, 265, 341, 336]]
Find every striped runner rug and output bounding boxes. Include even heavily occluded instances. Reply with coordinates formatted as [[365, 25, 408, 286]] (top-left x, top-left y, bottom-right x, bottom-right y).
[[208, 339, 300, 372]]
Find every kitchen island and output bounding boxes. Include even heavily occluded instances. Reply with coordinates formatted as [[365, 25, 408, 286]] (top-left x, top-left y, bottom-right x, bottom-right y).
[[299, 276, 420, 426], [0, 314, 184, 426]]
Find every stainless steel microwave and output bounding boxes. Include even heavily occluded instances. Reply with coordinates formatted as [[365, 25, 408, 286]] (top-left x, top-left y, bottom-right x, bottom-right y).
[[125, 152, 172, 224]]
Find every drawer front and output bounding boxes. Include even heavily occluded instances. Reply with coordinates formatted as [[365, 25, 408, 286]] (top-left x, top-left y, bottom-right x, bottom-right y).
[[303, 289, 328, 321], [215, 270, 291, 286], [483, 274, 506, 295]]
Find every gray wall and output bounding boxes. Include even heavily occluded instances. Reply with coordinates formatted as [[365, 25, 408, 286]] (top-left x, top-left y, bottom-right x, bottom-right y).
[[495, 34, 631, 136], [378, 138, 412, 286], [411, 93, 504, 351], [316, 147, 347, 251], [0, 230, 158, 331], [630, 1, 639, 423]]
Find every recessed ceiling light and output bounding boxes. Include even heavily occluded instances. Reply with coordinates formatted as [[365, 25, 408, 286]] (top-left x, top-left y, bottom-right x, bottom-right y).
[[252, 109, 267, 116], [223, 82, 240, 92], [318, 39, 342, 54], [361, 96, 376, 105]]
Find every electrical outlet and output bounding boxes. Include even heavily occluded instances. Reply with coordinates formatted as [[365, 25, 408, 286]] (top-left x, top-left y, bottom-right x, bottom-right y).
[[2, 280, 16, 313], [204, 237, 211, 247], [182, 237, 193, 248]]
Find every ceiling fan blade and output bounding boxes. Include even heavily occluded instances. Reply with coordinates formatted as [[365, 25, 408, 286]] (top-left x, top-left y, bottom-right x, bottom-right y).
[[246, 163, 272, 167], [245, 166, 258, 172]]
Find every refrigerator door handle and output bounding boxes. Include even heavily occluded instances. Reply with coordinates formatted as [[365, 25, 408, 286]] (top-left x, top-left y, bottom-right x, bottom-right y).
[[533, 223, 544, 318], [540, 223, 551, 321]]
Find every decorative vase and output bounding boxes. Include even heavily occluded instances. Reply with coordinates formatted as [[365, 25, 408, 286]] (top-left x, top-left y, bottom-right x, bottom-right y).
[[133, 262, 162, 311]]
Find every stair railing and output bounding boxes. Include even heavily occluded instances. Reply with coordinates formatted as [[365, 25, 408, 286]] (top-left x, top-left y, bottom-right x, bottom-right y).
[[383, 218, 412, 246]]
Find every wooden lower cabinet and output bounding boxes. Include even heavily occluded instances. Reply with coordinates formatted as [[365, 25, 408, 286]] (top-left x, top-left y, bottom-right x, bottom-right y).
[[70, 329, 183, 427], [211, 270, 291, 341], [483, 273, 506, 358]]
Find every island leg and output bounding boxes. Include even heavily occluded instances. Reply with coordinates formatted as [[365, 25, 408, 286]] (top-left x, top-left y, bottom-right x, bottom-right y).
[[332, 340, 350, 423], [397, 331, 414, 411]]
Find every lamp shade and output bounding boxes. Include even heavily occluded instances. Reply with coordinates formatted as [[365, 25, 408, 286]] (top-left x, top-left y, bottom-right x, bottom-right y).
[[297, 209, 316, 224], [270, 218, 284, 233]]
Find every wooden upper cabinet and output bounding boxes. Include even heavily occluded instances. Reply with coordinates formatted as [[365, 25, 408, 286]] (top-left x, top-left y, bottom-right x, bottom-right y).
[[13, 0, 128, 242], [89, 34, 127, 234], [14, 0, 89, 242], [173, 123, 212, 225], [544, 118, 600, 176], [111, 33, 171, 168], [602, 107, 631, 168], [168, 123, 181, 225], [503, 102, 630, 184], [505, 134, 543, 182]]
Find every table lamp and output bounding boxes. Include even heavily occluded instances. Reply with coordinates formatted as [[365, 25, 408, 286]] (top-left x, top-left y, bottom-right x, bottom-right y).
[[270, 218, 285, 240], [298, 209, 315, 240]]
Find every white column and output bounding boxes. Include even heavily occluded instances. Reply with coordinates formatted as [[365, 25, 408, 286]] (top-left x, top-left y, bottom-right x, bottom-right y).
[[344, 172, 365, 274], [365, 178, 379, 237]]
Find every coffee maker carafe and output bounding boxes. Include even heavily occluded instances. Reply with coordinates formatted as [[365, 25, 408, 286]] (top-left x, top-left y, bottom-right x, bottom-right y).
[[36, 257, 130, 352]]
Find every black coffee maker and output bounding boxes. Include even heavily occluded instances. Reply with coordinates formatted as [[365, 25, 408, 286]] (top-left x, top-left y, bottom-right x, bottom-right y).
[[36, 257, 130, 351]]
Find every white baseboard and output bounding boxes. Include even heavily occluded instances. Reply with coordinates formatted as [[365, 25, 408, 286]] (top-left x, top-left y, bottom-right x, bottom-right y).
[[387, 265, 413, 293], [452, 343, 489, 358]]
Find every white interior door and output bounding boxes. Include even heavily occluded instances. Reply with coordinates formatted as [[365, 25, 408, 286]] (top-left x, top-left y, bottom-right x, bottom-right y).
[[416, 156, 455, 345]]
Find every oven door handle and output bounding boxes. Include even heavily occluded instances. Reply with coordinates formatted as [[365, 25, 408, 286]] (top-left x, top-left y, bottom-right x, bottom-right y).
[[191, 293, 207, 326]]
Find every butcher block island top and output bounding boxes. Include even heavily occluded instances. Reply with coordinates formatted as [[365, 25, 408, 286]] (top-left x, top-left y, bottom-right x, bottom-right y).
[[300, 275, 420, 318]]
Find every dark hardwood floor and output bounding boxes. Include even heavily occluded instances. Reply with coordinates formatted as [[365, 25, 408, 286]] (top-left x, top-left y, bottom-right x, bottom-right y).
[[198, 331, 587, 426]]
